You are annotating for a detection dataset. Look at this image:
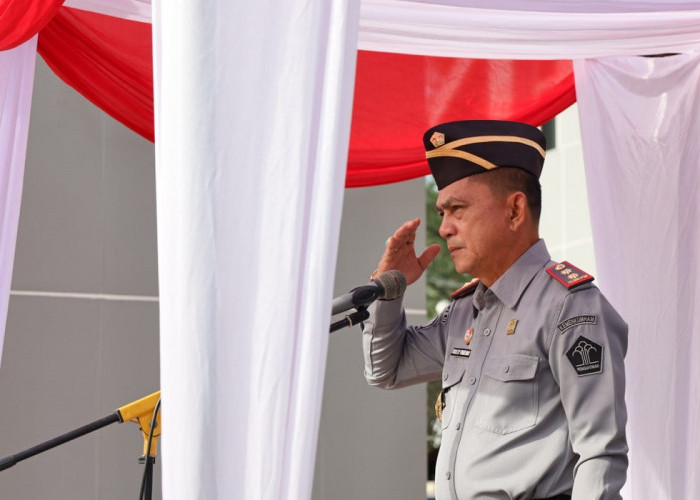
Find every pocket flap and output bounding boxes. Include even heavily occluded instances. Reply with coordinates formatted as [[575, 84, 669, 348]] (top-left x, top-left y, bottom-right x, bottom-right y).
[[484, 354, 538, 382]]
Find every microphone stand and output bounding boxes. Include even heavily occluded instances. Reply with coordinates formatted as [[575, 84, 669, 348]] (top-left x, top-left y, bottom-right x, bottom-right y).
[[330, 306, 369, 333], [0, 391, 161, 500]]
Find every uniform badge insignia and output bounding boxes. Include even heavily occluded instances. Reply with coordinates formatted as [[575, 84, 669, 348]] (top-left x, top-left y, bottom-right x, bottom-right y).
[[557, 315, 597, 333], [464, 327, 473, 345], [506, 319, 518, 335], [566, 336, 603, 376], [547, 261, 594, 289], [430, 131, 446, 147]]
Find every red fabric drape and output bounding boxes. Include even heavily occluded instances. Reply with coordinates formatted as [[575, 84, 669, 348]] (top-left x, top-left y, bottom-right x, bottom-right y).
[[0, 0, 64, 50], [37, 7, 154, 141], [36, 8, 575, 187], [347, 52, 575, 187]]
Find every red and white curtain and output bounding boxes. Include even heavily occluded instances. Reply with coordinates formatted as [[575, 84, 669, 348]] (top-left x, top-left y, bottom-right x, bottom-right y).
[[2, 1, 700, 499]]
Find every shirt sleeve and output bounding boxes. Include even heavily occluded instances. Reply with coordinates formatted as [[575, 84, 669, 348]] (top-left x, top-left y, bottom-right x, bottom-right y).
[[548, 285, 629, 499], [362, 296, 447, 390]]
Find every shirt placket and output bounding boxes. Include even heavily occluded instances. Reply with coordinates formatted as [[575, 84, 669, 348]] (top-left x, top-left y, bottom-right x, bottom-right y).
[[445, 289, 503, 498]]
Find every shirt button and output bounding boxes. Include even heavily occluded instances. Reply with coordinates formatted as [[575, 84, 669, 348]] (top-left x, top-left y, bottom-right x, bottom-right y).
[[483, 328, 491, 336], [443, 373, 448, 381], [456, 422, 461, 430], [504, 364, 510, 373], [446, 472, 451, 480], [469, 377, 476, 385]]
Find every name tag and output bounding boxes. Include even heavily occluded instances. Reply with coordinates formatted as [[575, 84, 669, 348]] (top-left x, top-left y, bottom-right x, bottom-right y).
[[450, 347, 471, 358]]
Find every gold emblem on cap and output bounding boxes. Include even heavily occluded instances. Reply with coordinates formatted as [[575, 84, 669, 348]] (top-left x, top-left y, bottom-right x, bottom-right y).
[[430, 131, 445, 147], [506, 319, 518, 335]]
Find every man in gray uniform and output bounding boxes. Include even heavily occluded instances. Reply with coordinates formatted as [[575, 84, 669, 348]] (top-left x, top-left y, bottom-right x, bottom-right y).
[[363, 120, 628, 499]]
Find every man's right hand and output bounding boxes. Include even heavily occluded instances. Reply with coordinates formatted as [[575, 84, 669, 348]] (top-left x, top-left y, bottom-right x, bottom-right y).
[[374, 218, 441, 286]]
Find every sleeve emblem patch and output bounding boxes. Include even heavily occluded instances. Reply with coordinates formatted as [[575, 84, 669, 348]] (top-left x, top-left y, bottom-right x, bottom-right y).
[[557, 315, 597, 333], [566, 336, 603, 376]]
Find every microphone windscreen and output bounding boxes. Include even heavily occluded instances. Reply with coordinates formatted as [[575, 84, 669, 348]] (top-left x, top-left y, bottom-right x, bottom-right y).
[[376, 270, 407, 300]]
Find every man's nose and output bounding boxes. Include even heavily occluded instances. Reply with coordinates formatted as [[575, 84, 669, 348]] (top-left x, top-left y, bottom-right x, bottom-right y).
[[439, 217, 454, 239]]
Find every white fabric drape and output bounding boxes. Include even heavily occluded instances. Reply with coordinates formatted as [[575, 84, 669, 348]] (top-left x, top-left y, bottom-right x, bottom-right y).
[[152, 1, 360, 498], [64, 0, 152, 22], [576, 54, 700, 500], [0, 38, 36, 367], [358, 0, 700, 58]]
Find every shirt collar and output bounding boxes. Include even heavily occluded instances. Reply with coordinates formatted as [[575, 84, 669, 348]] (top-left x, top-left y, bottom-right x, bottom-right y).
[[484, 239, 551, 310]]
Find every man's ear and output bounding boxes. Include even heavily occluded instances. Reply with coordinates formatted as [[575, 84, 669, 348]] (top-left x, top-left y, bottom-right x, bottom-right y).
[[507, 192, 528, 230]]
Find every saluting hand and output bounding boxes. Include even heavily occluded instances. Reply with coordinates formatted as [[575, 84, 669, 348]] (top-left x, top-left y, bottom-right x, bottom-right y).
[[374, 218, 441, 286]]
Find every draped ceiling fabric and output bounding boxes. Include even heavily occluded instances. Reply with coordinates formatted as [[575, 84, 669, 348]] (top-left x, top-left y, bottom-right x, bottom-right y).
[[575, 54, 700, 500], [152, 0, 360, 498], [0, 38, 36, 366], [35, 6, 575, 187], [0, 0, 64, 51]]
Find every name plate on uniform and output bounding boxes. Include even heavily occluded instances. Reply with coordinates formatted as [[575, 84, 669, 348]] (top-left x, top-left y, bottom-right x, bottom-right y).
[[451, 347, 471, 358]]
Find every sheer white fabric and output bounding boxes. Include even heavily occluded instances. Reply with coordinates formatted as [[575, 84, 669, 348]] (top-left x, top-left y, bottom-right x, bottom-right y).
[[576, 54, 700, 500], [64, 0, 151, 22], [358, 0, 700, 58], [152, 1, 360, 498], [0, 38, 36, 366]]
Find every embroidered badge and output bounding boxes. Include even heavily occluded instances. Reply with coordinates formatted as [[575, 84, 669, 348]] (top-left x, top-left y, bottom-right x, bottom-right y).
[[451, 347, 471, 358], [430, 131, 446, 147], [505, 319, 518, 335], [547, 261, 594, 289], [566, 336, 603, 376], [557, 315, 597, 333], [464, 327, 473, 345]]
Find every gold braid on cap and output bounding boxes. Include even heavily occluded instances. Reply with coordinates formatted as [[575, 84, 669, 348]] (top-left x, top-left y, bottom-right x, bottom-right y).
[[425, 135, 546, 170]]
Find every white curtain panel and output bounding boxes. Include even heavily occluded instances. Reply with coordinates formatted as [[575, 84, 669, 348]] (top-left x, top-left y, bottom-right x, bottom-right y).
[[152, 1, 360, 498], [358, 0, 700, 58], [0, 38, 36, 367], [575, 54, 700, 500]]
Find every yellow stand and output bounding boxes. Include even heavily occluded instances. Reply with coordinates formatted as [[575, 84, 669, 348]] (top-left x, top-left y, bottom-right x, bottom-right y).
[[117, 391, 161, 461]]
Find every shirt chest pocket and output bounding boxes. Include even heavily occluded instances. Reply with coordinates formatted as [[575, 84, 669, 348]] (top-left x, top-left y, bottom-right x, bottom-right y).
[[440, 368, 465, 430], [473, 354, 539, 435]]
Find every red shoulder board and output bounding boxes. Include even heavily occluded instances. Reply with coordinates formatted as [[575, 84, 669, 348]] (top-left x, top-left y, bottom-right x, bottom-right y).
[[546, 261, 594, 289], [450, 278, 480, 300]]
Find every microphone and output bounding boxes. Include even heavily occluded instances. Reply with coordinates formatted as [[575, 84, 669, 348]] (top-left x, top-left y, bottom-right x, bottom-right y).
[[331, 270, 407, 315]]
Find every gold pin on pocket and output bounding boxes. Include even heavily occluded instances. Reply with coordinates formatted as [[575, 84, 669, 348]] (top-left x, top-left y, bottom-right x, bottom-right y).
[[435, 389, 445, 422]]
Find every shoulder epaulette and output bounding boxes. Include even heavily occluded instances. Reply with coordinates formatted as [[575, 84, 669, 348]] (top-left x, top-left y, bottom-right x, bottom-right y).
[[546, 261, 594, 289], [450, 278, 480, 300]]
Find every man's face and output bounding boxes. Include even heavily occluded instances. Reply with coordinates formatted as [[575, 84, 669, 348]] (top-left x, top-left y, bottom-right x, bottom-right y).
[[436, 175, 511, 279]]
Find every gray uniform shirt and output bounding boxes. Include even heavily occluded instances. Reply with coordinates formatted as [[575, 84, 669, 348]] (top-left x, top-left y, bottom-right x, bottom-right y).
[[363, 240, 628, 499]]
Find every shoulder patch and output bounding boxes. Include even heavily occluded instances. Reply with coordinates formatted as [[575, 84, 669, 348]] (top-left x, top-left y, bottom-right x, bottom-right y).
[[566, 336, 603, 376], [546, 261, 594, 289], [450, 278, 480, 300]]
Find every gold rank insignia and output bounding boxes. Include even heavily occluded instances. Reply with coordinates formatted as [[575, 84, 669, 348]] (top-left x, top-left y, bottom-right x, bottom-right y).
[[430, 131, 446, 147], [506, 319, 518, 335], [546, 261, 594, 289]]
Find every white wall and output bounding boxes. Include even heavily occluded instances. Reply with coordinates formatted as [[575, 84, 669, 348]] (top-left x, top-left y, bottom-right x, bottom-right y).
[[540, 104, 597, 275]]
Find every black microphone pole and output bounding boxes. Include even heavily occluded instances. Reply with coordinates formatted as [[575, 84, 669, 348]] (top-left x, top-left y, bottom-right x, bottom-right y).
[[330, 307, 370, 333]]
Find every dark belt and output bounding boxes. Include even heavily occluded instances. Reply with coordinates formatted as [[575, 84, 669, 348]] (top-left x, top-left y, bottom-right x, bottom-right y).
[[537, 495, 571, 500]]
